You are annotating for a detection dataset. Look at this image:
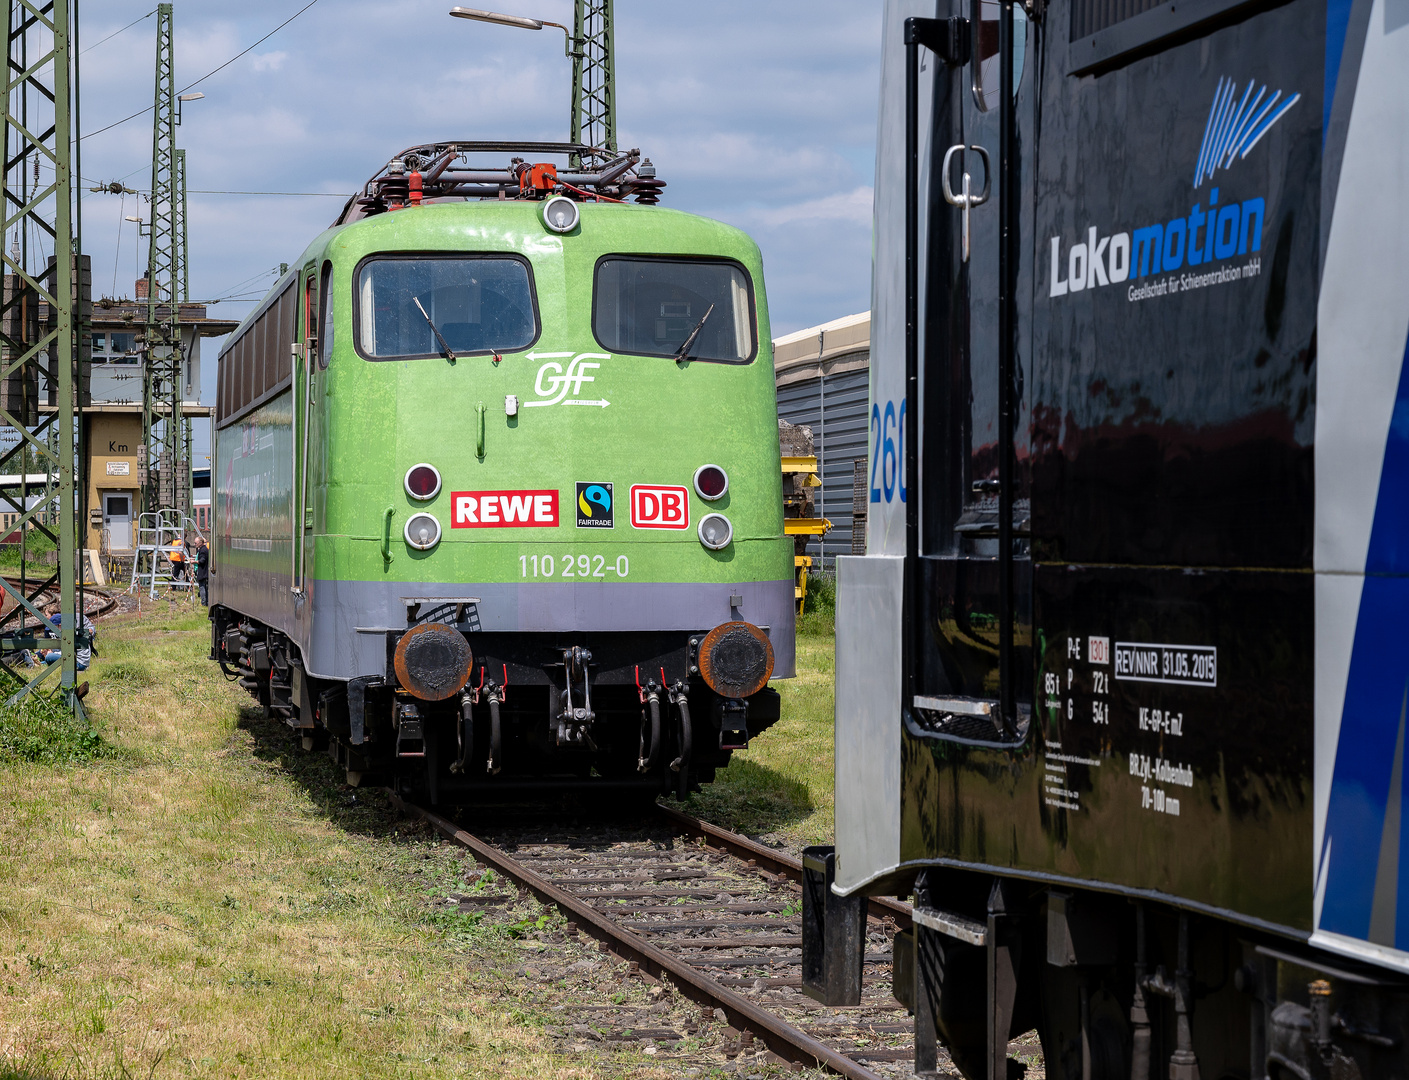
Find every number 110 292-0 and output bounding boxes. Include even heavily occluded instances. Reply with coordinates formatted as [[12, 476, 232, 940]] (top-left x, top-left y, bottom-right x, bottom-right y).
[[519, 553, 630, 579]]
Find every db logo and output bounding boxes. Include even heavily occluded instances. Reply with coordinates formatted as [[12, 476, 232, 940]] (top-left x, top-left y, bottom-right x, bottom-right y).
[[630, 485, 690, 530]]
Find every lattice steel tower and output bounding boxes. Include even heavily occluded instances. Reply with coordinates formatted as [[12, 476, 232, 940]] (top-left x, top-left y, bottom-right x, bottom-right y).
[[174, 147, 188, 302], [142, 2, 185, 516], [570, 0, 615, 158], [0, 0, 79, 702]]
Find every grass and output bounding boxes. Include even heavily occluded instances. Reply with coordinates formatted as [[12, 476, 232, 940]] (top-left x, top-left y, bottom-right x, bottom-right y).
[[0, 666, 110, 767], [0, 593, 845, 1076], [0, 532, 60, 580], [796, 571, 835, 637], [0, 603, 616, 1080]]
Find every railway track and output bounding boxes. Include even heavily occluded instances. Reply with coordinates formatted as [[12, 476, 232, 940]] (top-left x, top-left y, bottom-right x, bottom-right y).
[[0, 575, 119, 621], [389, 793, 918, 1078]]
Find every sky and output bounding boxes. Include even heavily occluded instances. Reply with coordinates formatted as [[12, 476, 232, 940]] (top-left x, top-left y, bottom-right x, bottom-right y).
[[75, 0, 883, 463]]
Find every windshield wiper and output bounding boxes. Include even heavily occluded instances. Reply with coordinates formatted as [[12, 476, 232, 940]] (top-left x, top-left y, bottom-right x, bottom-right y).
[[413, 296, 457, 361], [673, 303, 715, 361]]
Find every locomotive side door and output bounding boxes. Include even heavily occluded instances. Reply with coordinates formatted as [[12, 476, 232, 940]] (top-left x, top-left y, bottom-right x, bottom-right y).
[[910, 0, 1035, 741], [295, 261, 319, 594]]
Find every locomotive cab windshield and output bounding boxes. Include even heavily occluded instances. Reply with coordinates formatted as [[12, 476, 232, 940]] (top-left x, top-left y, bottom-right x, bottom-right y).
[[354, 253, 539, 360], [593, 256, 755, 363]]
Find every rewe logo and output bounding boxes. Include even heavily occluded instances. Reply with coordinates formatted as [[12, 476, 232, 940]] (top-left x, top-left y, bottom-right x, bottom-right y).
[[452, 489, 559, 528], [630, 485, 690, 530]]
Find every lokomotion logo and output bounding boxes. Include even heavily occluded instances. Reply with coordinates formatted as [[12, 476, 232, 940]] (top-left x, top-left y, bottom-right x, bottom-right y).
[[1048, 77, 1300, 303], [576, 482, 613, 529]]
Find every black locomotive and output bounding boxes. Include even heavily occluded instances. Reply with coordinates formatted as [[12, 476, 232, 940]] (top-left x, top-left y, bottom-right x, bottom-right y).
[[806, 0, 1409, 1077]]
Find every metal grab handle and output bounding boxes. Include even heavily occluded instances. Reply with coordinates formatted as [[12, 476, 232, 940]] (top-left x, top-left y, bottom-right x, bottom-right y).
[[475, 402, 486, 459], [940, 143, 991, 205], [381, 506, 395, 565], [940, 144, 991, 262]]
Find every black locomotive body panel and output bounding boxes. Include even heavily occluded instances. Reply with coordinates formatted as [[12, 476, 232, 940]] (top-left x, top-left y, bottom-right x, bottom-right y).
[[901, 0, 1322, 930]]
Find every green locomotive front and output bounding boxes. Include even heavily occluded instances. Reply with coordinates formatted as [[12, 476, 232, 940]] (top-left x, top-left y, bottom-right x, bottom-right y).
[[209, 143, 793, 801]]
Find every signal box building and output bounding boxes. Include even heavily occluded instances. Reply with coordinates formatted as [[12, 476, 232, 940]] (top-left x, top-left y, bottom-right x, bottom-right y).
[[78, 290, 236, 553]]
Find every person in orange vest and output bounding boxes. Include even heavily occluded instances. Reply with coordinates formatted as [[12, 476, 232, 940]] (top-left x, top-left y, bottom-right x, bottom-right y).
[[169, 538, 186, 582]]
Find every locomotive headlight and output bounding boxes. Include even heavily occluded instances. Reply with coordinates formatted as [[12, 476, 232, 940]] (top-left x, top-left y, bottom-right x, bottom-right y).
[[698, 621, 774, 699], [405, 463, 441, 500], [541, 195, 579, 234], [697, 512, 732, 550], [404, 512, 441, 550], [693, 464, 729, 501]]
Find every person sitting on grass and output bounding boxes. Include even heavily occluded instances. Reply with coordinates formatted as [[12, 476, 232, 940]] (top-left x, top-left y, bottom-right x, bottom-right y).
[[34, 611, 96, 672]]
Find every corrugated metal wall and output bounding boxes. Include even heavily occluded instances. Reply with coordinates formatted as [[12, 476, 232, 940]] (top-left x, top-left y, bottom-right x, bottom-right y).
[[776, 366, 870, 570]]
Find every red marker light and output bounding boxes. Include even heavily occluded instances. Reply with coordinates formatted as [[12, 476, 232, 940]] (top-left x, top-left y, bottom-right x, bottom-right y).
[[405, 464, 442, 501], [693, 464, 728, 501]]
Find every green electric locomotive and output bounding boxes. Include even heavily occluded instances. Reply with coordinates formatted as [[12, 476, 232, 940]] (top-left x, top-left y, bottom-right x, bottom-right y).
[[209, 142, 793, 801]]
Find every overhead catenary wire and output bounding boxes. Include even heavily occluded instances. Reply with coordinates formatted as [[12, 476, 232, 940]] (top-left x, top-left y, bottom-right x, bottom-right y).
[[188, 189, 349, 197], [81, 0, 322, 142], [81, 9, 157, 55]]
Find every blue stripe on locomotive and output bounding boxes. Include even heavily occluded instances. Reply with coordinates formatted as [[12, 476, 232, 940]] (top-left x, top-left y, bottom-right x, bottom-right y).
[[1319, 329, 1409, 946]]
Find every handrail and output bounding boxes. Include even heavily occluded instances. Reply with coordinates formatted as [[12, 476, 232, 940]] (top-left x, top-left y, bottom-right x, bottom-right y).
[[289, 344, 300, 593], [381, 507, 395, 565], [297, 342, 313, 592]]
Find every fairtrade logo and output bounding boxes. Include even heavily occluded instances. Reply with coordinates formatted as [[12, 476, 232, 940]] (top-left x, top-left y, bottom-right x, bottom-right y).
[[630, 484, 690, 530], [524, 351, 611, 408], [576, 482, 613, 529]]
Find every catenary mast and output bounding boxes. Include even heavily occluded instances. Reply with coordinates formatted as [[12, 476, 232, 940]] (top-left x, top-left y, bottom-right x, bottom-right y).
[[570, 0, 615, 155], [141, 2, 184, 517], [0, 0, 79, 705]]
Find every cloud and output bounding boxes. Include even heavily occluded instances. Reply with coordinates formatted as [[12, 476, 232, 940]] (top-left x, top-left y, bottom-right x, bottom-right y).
[[74, 0, 885, 457], [249, 51, 288, 74], [748, 187, 874, 229]]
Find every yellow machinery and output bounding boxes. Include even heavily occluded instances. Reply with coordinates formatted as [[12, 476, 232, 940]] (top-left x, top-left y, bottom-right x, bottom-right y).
[[781, 455, 830, 613]]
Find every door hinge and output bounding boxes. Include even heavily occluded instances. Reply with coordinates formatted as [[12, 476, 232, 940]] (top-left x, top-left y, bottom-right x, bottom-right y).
[[905, 16, 971, 67]]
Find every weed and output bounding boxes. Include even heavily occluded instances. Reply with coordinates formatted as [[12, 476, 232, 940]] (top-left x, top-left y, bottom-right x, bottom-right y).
[[97, 660, 154, 689], [0, 671, 109, 765], [504, 912, 556, 939], [227, 969, 275, 990], [797, 571, 836, 636]]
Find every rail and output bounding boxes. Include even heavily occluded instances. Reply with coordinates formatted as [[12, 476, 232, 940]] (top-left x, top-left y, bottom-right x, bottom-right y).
[[388, 793, 914, 1076], [652, 802, 913, 930]]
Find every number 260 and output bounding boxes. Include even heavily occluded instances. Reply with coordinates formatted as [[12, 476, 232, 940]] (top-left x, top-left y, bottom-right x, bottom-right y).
[[869, 399, 906, 504]]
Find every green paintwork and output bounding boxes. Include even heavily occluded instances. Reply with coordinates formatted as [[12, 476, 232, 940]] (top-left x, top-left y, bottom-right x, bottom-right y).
[[216, 200, 790, 591]]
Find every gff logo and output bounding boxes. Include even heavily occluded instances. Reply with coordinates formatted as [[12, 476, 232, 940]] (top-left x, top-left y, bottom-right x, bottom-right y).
[[525, 351, 610, 408]]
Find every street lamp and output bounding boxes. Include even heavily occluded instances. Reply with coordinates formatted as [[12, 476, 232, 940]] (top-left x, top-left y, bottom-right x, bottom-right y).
[[176, 91, 204, 126], [449, 7, 573, 55]]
